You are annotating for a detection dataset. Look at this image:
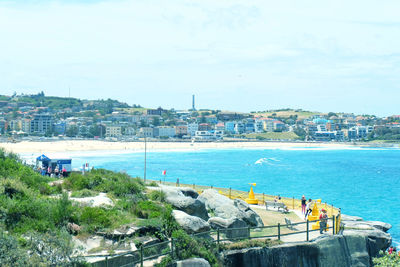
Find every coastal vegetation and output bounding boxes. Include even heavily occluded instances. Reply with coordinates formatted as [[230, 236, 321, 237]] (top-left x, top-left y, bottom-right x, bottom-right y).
[[244, 131, 300, 140], [373, 251, 400, 266], [368, 127, 400, 141], [0, 148, 223, 266]]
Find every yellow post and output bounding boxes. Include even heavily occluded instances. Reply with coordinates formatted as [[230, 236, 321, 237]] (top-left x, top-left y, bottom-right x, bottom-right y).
[[263, 193, 265, 206], [292, 197, 295, 209], [245, 183, 258, 204]]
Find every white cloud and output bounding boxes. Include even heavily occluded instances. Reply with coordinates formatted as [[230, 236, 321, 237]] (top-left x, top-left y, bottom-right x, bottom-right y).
[[0, 0, 399, 115]]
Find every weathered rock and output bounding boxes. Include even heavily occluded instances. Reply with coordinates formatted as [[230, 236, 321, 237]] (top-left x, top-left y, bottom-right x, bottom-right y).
[[198, 189, 232, 210], [222, 231, 391, 267], [341, 214, 364, 221], [343, 228, 392, 256], [362, 221, 392, 232], [70, 192, 114, 207], [341, 214, 392, 235], [161, 186, 208, 220], [179, 187, 199, 199], [342, 221, 375, 231], [233, 199, 249, 211], [172, 210, 210, 234], [208, 217, 249, 239], [96, 225, 160, 239], [174, 258, 211, 267], [199, 189, 264, 227], [67, 222, 81, 234]]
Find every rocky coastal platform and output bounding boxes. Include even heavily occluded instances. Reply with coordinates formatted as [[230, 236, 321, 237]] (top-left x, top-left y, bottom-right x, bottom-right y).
[[160, 185, 392, 267]]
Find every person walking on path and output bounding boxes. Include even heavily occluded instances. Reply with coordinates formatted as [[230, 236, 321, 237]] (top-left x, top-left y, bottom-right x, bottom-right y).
[[319, 209, 328, 234], [304, 199, 313, 219], [301, 195, 307, 214]]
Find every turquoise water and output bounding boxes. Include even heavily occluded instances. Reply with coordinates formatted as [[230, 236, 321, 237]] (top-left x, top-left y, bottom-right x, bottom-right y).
[[70, 148, 400, 245]]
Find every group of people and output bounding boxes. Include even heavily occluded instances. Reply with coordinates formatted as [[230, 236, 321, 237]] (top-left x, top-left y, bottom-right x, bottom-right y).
[[38, 165, 67, 178], [301, 195, 329, 234]]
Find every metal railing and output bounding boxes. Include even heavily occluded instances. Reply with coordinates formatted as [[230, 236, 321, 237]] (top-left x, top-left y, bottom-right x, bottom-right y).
[[158, 180, 341, 218], [84, 215, 342, 267]]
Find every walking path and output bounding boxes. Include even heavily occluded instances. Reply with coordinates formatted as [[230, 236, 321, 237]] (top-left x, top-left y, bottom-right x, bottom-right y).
[[251, 205, 332, 243]]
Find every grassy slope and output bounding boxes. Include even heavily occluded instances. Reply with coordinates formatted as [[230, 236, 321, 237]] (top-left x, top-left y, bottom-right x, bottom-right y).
[[255, 110, 322, 120]]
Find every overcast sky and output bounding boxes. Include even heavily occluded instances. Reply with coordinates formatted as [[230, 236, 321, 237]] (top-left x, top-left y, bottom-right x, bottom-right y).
[[0, 0, 399, 116]]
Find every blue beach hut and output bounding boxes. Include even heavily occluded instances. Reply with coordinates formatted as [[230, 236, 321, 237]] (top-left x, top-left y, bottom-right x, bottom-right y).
[[36, 154, 72, 174]]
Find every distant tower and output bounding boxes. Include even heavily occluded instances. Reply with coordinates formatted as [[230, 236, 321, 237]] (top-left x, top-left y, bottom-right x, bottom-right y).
[[192, 94, 196, 111]]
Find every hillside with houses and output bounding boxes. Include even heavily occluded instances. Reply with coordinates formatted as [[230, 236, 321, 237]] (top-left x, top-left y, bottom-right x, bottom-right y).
[[1, 93, 400, 143]]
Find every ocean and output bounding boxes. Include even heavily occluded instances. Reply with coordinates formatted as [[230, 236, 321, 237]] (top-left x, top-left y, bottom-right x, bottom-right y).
[[32, 146, 400, 246]]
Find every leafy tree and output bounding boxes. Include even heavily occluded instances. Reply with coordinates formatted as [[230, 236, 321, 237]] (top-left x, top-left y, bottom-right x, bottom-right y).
[[140, 120, 148, 127], [328, 112, 338, 118], [66, 125, 78, 137], [293, 127, 306, 140], [153, 116, 161, 126]]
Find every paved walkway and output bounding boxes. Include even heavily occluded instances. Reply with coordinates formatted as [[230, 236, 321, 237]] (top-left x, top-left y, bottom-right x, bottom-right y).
[[251, 205, 332, 243]]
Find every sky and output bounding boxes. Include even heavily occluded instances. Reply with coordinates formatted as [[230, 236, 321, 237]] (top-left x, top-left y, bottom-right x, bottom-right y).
[[0, 0, 399, 116]]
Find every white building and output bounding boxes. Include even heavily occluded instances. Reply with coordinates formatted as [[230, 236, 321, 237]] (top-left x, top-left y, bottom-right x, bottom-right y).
[[155, 126, 176, 137], [234, 122, 245, 134], [106, 126, 122, 137], [254, 120, 264, 133], [187, 123, 198, 136], [139, 127, 154, 138], [194, 131, 214, 140]]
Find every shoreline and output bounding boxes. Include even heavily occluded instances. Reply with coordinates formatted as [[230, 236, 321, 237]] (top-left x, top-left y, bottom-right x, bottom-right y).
[[0, 139, 395, 154]]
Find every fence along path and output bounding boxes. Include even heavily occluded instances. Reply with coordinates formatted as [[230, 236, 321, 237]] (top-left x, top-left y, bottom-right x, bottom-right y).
[[84, 181, 342, 267]]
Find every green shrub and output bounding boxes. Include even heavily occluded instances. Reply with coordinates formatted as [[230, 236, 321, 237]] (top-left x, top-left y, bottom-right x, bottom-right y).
[[161, 205, 178, 238], [4, 196, 57, 233], [26, 229, 88, 266], [148, 181, 159, 187], [63, 169, 145, 198], [78, 207, 112, 232], [149, 190, 166, 202], [70, 189, 97, 198], [53, 192, 75, 227], [134, 200, 163, 219], [220, 238, 282, 250], [0, 231, 29, 266], [0, 149, 51, 192], [373, 251, 400, 266], [170, 229, 220, 266], [0, 178, 32, 199]]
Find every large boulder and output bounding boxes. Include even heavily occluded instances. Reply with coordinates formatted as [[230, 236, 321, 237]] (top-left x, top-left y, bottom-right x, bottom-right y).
[[234, 199, 264, 227], [208, 217, 249, 239], [222, 230, 391, 267], [342, 228, 392, 256], [161, 186, 208, 220], [199, 189, 264, 227], [172, 210, 210, 234], [341, 214, 364, 221]]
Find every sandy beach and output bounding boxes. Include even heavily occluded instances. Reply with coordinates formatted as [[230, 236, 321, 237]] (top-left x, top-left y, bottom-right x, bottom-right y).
[[0, 140, 361, 154]]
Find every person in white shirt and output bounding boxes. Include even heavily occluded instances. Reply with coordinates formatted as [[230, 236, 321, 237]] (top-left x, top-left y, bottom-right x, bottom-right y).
[[304, 199, 313, 219]]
